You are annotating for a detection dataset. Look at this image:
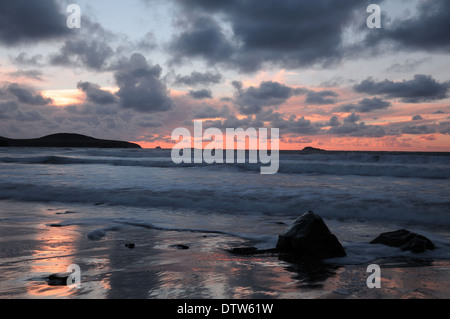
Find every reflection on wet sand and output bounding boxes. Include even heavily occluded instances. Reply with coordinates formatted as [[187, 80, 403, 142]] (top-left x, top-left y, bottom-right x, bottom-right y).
[[381, 261, 450, 299], [26, 222, 79, 298], [137, 232, 342, 299], [1, 201, 448, 299], [18, 223, 362, 299]]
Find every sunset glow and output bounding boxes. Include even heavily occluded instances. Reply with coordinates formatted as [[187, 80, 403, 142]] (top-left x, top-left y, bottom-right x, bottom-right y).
[[0, 0, 448, 152]]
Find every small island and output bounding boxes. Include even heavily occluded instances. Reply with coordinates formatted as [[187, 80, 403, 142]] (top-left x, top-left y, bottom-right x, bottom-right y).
[[0, 133, 141, 149], [301, 146, 326, 153]]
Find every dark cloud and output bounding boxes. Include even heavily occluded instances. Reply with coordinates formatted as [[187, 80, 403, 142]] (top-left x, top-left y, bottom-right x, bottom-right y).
[[135, 32, 158, 52], [305, 90, 338, 105], [15, 109, 44, 122], [233, 81, 306, 114], [231, 81, 243, 91], [328, 116, 341, 127], [188, 89, 213, 100], [354, 75, 450, 103], [169, 15, 235, 66], [365, 0, 450, 53], [386, 58, 430, 73], [50, 21, 115, 70], [0, 0, 69, 45], [174, 71, 222, 86], [64, 103, 118, 116], [319, 76, 349, 88], [412, 115, 423, 121], [137, 115, 163, 128], [169, 0, 366, 72], [314, 111, 389, 137], [5, 69, 44, 81], [5, 83, 53, 105], [0, 101, 18, 119], [287, 116, 320, 135], [438, 121, 450, 135], [202, 114, 262, 131], [251, 110, 320, 135], [12, 53, 45, 66], [77, 81, 117, 105], [344, 113, 361, 123], [328, 121, 386, 137], [419, 135, 437, 141], [402, 124, 437, 135], [337, 97, 392, 113], [51, 39, 113, 70], [193, 105, 230, 119], [282, 135, 313, 144], [114, 53, 175, 113], [166, 0, 450, 73], [65, 80, 124, 116], [398, 121, 450, 136], [0, 100, 18, 111]]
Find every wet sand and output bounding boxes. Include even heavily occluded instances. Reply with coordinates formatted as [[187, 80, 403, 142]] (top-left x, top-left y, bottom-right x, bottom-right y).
[[1, 211, 449, 299]]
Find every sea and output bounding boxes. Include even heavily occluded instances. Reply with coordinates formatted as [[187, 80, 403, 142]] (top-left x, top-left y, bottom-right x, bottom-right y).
[[0, 147, 449, 298]]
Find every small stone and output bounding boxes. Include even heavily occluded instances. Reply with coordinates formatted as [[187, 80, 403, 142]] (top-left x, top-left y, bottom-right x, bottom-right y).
[[47, 272, 71, 286], [171, 244, 189, 250], [56, 211, 77, 215], [47, 223, 67, 227], [228, 247, 259, 255]]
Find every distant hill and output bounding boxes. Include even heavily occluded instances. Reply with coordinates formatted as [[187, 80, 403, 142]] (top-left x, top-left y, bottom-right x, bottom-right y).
[[0, 133, 141, 148], [301, 146, 326, 152]]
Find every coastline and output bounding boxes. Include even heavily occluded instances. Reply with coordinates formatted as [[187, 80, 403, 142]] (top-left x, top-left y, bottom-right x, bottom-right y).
[[0, 133, 141, 149]]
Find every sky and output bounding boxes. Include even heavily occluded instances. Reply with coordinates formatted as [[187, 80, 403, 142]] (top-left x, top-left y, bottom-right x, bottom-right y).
[[0, 0, 449, 151]]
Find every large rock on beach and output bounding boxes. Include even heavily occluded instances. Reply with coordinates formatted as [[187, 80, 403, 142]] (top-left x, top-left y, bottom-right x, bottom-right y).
[[276, 211, 346, 260], [370, 229, 435, 253]]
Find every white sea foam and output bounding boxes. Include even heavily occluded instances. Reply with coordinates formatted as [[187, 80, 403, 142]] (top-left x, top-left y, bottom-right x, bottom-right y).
[[0, 148, 449, 230], [0, 149, 449, 179]]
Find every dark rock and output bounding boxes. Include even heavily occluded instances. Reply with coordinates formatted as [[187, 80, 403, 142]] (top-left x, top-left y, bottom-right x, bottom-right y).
[[370, 229, 435, 253], [125, 243, 135, 249], [47, 223, 69, 227], [55, 210, 78, 215], [171, 244, 189, 250], [276, 211, 346, 260], [227, 247, 278, 256], [228, 247, 259, 255], [47, 272, 71, 286]]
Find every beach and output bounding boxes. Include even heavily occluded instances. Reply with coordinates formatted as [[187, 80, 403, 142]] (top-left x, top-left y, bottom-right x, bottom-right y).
[[2, 0, 450, 304], [1, 200, 449, 299], [0, 148, 449, 299]]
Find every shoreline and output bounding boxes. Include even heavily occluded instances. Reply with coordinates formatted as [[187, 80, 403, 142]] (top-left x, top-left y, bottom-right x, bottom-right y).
[[0, 200, 449, 299]]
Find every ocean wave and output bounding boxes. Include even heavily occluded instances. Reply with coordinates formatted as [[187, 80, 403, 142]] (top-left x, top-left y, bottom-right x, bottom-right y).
[[1, 182, 449, 227], [277, 161, 450, 179], [1, 153, 449, 179], [0, 155, 185, 168]]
